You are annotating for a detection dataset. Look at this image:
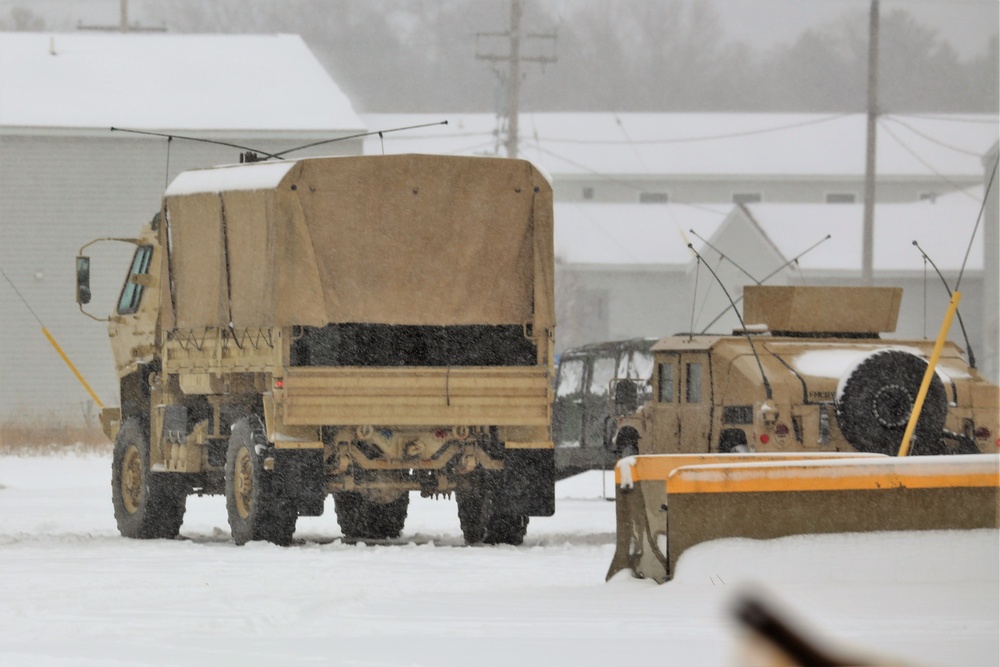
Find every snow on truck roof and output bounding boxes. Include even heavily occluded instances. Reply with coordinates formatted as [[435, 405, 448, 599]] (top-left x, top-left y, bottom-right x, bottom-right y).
[[164, 161, 298, 196], [0, 33, 364, 132]]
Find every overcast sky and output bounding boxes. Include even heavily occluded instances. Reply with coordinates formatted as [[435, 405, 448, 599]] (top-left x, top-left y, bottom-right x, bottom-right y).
[[3, 0, 998, 61], [713, 0, 998, 59]]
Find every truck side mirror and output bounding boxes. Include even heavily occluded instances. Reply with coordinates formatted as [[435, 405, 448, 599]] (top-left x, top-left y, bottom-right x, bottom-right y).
[[76, 256, 92, 305], [613, 379, 638, 417]]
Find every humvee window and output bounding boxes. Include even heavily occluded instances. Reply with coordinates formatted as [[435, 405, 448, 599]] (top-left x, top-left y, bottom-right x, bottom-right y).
[[116, 245, 153, 315], [658, 363, 675, 402], [590, 356, 616, 396], [686, 363, 702, 403], [557, 359, 585, 397]]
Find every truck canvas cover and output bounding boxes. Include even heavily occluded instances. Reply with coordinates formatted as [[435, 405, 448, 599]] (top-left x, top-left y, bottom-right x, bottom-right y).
[[159, 154, 554, 331]]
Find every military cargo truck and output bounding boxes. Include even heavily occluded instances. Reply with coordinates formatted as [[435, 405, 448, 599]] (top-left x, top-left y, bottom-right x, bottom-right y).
[[609, 286, 999, 458], [77, 154, 556, 546]]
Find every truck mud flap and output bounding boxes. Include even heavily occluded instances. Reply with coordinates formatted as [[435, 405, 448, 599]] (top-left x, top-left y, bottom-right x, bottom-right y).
[[502, 448, 555, 517], [274, 449, 326, 516], [606, 452, 889, 584]]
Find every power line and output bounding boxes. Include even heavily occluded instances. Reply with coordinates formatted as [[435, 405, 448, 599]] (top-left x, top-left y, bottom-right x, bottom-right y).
[[878, 118, 983, 200]]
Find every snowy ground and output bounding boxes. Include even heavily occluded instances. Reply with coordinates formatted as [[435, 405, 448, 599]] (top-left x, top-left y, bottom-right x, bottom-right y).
[[0, 454, 997, 667]]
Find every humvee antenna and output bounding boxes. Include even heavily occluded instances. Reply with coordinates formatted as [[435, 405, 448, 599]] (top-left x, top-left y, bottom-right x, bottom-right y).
[[698, 234, 831, 334], [689, 229, 760, 284], [912, 240, 976, 369], [687, 244, 773, 400]]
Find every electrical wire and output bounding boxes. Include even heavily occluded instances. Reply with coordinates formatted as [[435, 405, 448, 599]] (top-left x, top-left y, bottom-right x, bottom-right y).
[[878, 118, 982, 201], [882, 115, 990, 157]]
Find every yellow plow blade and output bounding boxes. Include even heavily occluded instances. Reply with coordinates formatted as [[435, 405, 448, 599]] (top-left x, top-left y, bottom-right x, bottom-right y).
[[606, 452, 998, 584]]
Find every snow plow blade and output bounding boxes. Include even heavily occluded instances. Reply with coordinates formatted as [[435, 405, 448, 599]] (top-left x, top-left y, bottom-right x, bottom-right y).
[[607, 453, 999, 584]]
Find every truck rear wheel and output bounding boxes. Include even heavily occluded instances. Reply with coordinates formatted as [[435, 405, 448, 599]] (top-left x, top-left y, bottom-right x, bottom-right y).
[[111, 418, 187, 539], [225, 417, 296, 546], [456, 472, 529, 546], [333, 492, 409, 540]]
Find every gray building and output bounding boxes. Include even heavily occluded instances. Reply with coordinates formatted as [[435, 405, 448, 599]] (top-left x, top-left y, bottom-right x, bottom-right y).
[[0, 32, 366, 422]]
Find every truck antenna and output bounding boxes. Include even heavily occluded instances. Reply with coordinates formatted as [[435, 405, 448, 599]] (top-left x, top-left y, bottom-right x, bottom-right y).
[[687, 244, 772, 400], [912, 240, 976, 369], [110, 120, 450, 162], [270, 120, 448, 158], [699, 234, 831, 334]]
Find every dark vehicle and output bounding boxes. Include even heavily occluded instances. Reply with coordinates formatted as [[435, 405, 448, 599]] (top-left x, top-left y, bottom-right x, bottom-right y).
[[553, 338, 656, 479]]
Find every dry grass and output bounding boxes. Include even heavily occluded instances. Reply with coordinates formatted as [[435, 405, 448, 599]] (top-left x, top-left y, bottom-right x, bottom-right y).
[[0, 412, 111, 455]]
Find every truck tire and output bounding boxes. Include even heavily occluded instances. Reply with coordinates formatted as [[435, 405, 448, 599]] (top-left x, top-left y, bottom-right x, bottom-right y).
[[836, 350, 948, 456], [111, 417, 187, 539], [225, 417, 296, 546], [456, 473, 529, 546], [333, 492, 409, 540]]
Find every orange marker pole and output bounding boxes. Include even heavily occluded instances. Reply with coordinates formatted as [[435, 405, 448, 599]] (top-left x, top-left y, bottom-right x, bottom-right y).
[[41, 326, 105, 410], [898, 291, 960, 457]]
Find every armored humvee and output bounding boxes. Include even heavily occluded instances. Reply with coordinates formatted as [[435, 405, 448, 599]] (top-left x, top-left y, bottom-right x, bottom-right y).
[[609, 286, 999, 458], [77, 154, 556, 546]]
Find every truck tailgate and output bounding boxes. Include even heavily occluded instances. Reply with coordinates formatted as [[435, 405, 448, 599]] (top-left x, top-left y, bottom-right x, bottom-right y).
[[281, 366, 551, 426]]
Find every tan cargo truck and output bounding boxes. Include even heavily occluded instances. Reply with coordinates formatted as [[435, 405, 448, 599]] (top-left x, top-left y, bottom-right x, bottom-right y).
[[609, 286, 999, 458], [77, 154, 556, 546]]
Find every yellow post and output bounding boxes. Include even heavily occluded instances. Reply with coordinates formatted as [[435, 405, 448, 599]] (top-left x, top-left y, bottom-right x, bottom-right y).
[[898, 291, 960, 456], [41, 327, 105, 410]]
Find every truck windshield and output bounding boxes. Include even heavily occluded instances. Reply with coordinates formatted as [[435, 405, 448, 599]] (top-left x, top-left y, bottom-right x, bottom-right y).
[[117, 245, 153, 315]]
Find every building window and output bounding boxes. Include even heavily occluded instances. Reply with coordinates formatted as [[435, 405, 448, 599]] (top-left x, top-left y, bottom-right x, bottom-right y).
[[732, 193, 762, 204], [826, 193, 856, 204], [582, 187, 594, 200], [639, 192, 669, 204]]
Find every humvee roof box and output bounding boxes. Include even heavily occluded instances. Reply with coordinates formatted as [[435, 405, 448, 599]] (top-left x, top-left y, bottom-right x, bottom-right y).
[[743, 285, 902, 335]]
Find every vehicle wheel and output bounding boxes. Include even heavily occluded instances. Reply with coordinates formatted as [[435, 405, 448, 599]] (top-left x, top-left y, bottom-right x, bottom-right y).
[[225, 417, 296, 546], [334, 492, 409, 540], [456, 472, 528, 546], [111, 417, 187, 539], [836, 350, 948, 456]]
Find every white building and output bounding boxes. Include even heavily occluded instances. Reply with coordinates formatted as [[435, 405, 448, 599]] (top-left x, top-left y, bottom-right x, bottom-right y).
[[363, 112, 997, 205], [555, 188, 995, 382], [0, 33, 365, 422]]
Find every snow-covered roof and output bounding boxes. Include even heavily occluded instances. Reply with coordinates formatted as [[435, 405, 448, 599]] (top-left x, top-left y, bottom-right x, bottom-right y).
[[743, 196, 985, 273], [554, 203, 729, 266], [0, 33, 365, 133], [363, 112, 997, 179], [556, 194, 985, 273]]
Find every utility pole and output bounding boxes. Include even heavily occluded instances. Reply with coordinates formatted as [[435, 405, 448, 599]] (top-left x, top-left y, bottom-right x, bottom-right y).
[[861, 0, 880, 285], [78, 0, 165, 33], [476, 0, 556, 159]]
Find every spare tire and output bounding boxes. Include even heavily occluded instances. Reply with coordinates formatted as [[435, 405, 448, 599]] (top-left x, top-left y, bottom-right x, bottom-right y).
[[835, 349, 948, 456]]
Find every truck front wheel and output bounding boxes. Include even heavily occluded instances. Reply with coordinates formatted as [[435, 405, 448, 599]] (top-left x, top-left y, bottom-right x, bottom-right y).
[[111, 418, 187, 539], [225, 417, 296, 546]]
